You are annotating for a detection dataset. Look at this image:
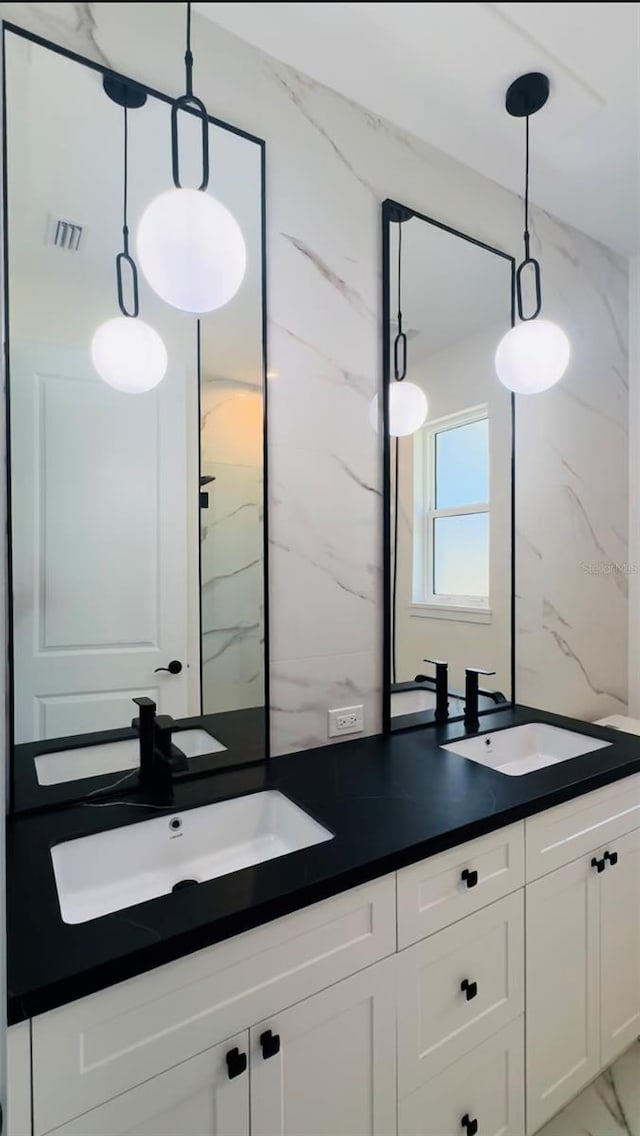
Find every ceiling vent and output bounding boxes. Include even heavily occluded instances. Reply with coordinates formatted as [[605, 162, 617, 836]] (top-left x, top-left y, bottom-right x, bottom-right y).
[[46, 215, 84, 252]]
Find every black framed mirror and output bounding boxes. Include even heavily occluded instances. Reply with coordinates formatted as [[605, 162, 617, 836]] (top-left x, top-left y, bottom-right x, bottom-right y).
[[4, 24, 269, 811], [381, 200, 516, 733]]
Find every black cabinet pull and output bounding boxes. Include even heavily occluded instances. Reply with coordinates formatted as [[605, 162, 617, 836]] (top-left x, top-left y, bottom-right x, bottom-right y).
[[225, 1047, 247, 1080], [461, 868, 478, 889], [260, 1029, 281, 1059], [460, 978, 478, 1001], [591, 856, 606, 874], [461, 1114, 478, 1135], [604, 850, 618, 866], [154, 660, 183, 675]]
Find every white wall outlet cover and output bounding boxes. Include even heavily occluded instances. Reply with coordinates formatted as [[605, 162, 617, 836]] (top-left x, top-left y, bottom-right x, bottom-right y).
[[328, 705, 364, 738]]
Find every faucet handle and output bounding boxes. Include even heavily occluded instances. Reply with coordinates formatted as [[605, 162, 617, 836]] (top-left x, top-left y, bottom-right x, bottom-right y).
[[465, 667, 496, 677], [424, 658, 448, 667]]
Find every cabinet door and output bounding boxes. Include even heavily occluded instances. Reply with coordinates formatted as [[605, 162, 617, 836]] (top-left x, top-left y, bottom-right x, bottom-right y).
[[526, 857, 600, 1134], [47, 1033, 249, 1136], [600, 826, 640, 1067], [250, 955, 396, 1136], [398, 1017, 524, 1136]]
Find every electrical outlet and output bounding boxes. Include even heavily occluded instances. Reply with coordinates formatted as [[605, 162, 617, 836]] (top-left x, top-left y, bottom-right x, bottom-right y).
[[328, 705, 364, 738]]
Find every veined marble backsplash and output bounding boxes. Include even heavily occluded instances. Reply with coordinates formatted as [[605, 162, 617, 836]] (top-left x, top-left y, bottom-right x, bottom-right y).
[[0, 2, 628, 752]]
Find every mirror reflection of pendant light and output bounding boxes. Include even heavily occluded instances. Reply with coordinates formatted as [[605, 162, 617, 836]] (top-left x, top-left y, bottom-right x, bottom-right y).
[[370, 208, 428, 436], [91, 78, 168, 394], [495, 73, 570, 394], [136, 2, 246, 314]]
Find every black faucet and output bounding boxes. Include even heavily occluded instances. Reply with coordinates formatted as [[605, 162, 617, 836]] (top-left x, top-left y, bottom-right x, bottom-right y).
[[423, 658, 449, 724], [132, 696, 188, 795], [464, 667, 496, 733]]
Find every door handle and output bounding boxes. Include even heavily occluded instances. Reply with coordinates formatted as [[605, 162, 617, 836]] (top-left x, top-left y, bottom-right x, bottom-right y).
[[260, 1029, 281, 1059], [603, 850, 618, 867], [154, 660, 183, 675], [591, 856, 606, 874], [461, 1115, 478, 1136], [460, 978, 478, 1001], [225, 1047, 247, 1080], [461, 868, 478, 889]]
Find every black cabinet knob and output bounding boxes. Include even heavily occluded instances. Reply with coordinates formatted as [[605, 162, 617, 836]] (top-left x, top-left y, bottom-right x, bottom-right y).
[[460, 978, 478, 1001], [461, 868, 478, 889], [154, 660, 183, 675], [591, 856, 606, 874], [225, 1047, 247, 1080], [260, 1029, 281, 1059], [604, 850, 618, 866], [461, 1115, 478, 1136]]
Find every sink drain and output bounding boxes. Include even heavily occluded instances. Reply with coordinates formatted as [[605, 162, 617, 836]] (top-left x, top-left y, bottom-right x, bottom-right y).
[[171, 878, 199, 892]]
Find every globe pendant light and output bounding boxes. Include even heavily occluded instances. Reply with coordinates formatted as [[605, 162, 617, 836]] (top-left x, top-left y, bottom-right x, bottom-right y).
[[136, 3, 246, 314], [495, 72, 570, 394], [91, 77, 167, 394], [370, 208, 428, 436]]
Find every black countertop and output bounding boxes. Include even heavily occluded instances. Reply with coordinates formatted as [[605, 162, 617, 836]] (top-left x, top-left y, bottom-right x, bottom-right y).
[[8, 704, 640, 1025]]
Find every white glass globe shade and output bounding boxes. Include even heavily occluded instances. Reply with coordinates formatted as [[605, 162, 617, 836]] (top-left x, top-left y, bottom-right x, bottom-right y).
[[495, 319, 570, 394], [91, 317, 168, 393], [369, 381, 428, 437], [136, 187, 246, 314]]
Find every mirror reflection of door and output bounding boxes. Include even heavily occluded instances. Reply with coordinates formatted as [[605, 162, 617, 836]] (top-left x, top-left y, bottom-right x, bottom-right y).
[[386, 207, 514, 730], [5, 30, 267, 753]]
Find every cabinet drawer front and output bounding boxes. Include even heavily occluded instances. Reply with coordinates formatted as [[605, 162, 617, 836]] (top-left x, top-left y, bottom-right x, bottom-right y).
[[397, 891, 524, 1095], [33, 875, 396, 1134], [397, 823, 524, 948], [526, 773, 640, 881], [398, 1018, 525, 1136]]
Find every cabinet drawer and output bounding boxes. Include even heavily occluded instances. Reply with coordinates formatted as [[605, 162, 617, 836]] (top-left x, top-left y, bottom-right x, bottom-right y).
[[397, 890, 524, 1094], [397, 823, 524, 948], [33, 874, 396, 1134], [398, 1018, 525, 1136], [526, 773, 640, 881]]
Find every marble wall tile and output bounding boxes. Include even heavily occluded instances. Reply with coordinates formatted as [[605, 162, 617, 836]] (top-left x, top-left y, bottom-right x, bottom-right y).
[[1, 2, 628, 753]]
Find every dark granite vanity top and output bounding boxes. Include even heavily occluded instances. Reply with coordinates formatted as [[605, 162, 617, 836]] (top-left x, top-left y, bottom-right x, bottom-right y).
[[7, 704, 640, 1024]]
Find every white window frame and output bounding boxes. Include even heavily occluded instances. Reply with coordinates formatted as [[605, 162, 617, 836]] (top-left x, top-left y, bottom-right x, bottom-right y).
[[412, 404, 490, 622]]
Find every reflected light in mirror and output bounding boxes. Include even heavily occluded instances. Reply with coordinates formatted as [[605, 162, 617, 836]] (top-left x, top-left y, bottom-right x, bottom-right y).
[[370, 381, 428, 437], [91, 316, 168, 393], [495, 318, 570, 394], [136, 188, 247, 314]]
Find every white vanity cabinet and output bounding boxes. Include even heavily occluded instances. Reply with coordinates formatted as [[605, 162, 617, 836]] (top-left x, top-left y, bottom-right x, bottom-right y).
[[47, 958, 398, 1136], [525, 777, 640, 1135], [11, 771, 640, 1136]]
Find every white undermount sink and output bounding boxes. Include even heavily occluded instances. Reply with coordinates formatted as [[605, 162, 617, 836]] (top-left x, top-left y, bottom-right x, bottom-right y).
[[51, 790, 333, 924], [34, 729, 227, 786], [442, 722, 612, 776]]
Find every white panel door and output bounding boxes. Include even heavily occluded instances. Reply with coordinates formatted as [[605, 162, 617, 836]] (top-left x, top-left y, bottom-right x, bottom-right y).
[[526, 856, 600, 1135], [398, 1018, 525, 1136], [600, 827, 640, 1067], [250, 955, 397, 1136], [12, 342, 194, 742], [46, 1033, 249, 1136]]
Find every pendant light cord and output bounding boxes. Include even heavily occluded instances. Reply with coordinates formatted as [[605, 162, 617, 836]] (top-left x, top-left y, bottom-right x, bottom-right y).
[[393, 218, 407, 381], [523, 114, 530, 261], [115, 102, 139, 319], [122, 105, 129, 255], [185, 1, 194, 97]]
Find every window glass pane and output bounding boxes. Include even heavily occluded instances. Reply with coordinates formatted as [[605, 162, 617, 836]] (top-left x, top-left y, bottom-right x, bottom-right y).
[[435, 418, 489, 509], [433, 512, 489, 599]]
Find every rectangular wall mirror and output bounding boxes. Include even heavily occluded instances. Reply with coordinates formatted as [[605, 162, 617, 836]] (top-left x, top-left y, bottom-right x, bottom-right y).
[[382, 200, 515, 732], [5, 26, 268, 809]]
